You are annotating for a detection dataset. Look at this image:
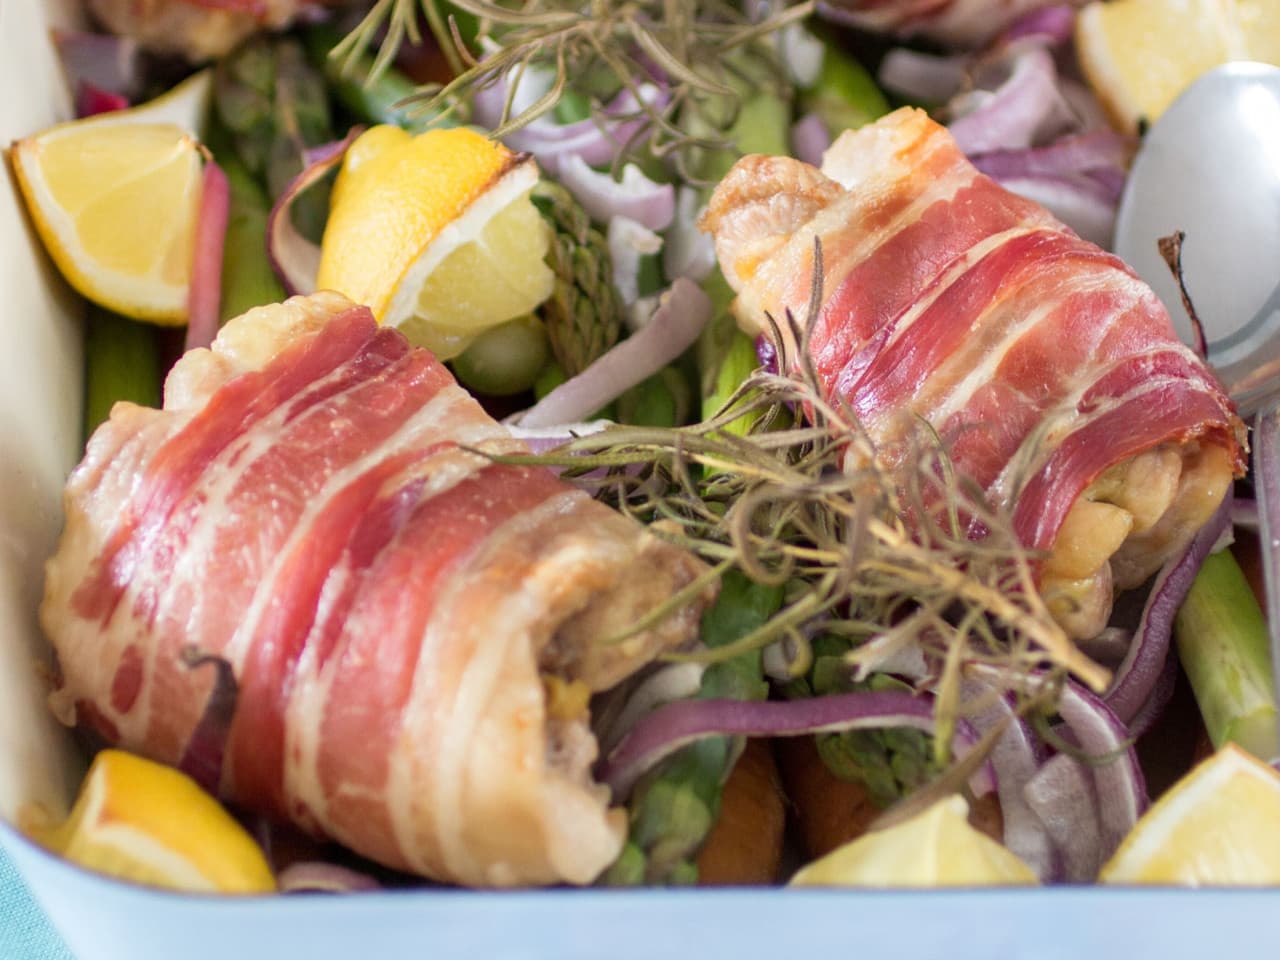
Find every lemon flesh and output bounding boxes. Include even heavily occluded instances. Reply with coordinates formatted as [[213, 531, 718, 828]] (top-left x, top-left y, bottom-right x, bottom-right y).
[[317, 125, 554, 359], [1100, 744, 1280, 885], [1076, 0, 1280, 134], [789, 794, 1039, 887], [12, 122, 204, 323], [25, 750, 275, 894]]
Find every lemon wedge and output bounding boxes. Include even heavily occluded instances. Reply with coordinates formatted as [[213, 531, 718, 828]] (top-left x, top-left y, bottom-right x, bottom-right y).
[[1099, 744, 1280, 885], [1076, 0, 1280, 134], [788, 794, 1038, 887], [25, 749, 275, 894], [316, 125, 554, 359], [10, 71, 213, 324]]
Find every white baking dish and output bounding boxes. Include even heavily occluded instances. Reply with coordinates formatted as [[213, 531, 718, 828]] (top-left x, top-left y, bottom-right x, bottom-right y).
[[2, 3, 1277, 958]]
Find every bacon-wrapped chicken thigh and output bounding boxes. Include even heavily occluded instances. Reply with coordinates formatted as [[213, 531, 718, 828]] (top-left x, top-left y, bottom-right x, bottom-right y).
[[41, 291, 713, 887], [701, 107, 1245, 640]]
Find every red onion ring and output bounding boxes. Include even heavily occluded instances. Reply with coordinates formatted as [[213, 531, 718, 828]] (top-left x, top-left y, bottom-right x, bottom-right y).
[[599, 690, 995, 800], [1057, 681, 1148, 857], [176, 647, 239, 797], [948, 47, 1074, 154], [265, 130, 362, 296], [512, 278, 711, 428], [184, 160, 230, 352], [277, 862, 382, 894], [473, 81, 669, 178], [1254, 404, 1280, 733], [877, 48, 967, 104], [53, 28, 140, 100], [1104, 493, 1231, 726], [663, 187, 716, 284], [76, 83, 129, 118], [1022, 753, 1100, 881], [969, 129, 1132, 198], [997, 4, 1077, 44], [964, 679, 1055, 879], [791, 113, 832, 168], [557, 155, 674, 231]]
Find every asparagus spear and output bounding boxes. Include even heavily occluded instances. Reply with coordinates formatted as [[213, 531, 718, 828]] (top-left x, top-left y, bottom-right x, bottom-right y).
[[214, 35, 334, 242], [84, 307, 161, 439], [1175, 549, 1279, 759], [303, 22, 444, 133], [530, 180, 624, 376], [603, 570, 783, 885]]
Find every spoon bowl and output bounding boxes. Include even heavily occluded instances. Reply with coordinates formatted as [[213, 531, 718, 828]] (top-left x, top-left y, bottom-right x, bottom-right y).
[[1114, 61, 1280, 418]]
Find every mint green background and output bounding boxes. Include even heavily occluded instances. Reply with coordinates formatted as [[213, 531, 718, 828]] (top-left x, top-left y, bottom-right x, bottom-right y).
[[0, 845, 73, 960]]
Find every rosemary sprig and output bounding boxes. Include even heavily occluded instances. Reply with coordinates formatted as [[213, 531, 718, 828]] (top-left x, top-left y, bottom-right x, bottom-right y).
[[330, 0, 816, 173]]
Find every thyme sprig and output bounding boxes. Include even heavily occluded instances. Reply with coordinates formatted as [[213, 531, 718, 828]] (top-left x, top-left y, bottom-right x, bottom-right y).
[[480, 320, 1107, 757], [331, 0, 816, 174]]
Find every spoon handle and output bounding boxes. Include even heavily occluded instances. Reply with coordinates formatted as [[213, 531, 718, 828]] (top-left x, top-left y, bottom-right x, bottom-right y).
[[1252, 403, 1280, 761]]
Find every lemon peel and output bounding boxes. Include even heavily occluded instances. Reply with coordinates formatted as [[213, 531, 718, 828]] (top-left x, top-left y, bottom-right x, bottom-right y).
[[25, 749, 275, 894], [1100, 743, 1280, 885], [317, 125, 554, 359], [788, 794, 1039, 887], [1076, 0, 1280, 134]]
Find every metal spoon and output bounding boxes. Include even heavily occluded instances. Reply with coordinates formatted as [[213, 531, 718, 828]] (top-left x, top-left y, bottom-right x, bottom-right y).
[[1113, 60, 1280, 757], [1114, 60, 1280, 417]]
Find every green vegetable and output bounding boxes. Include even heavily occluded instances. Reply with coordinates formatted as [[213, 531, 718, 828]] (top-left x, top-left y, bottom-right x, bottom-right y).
[[530, 181, 624, 376], [214, 35, 334, 241], [84, 308, 161, 439], [696, 268, 761, 435], [304, 23, 441, 133], [220, 153, 286, 323], [616, 367, 693, 428], [1175, 549, 1278, 759], [450, 316, 549, 396], [602, 570, 783, 885], [799, 31, 890, 136]]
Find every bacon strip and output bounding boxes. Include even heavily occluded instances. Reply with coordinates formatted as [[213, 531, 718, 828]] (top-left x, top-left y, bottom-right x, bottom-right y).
[[702, 107, 1244, 636], [42, 292, 713, 887]]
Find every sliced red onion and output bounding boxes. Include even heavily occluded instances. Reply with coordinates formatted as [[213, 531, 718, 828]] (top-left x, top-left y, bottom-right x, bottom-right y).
[[1076, 627, 1133, 670], [998, 4, 1077, 45], [184, 160, 230, 352], [473, 80, 669, 177], [791, 113, 832, 168], [1057, 680, 1148, 856], [266, 130, 361, 296], [599, 663, 707, 753], [1104, 493, 1232, 726], [512, 278, 711, 429], [177, 647, 239, 796], [599, 690, 994, 800], [969, 129, 1132, 194], [76, 82, 129, 118], [1254, 404, 1280, 726], [877, 48, 968, 104], [1124, 649, 1179, 741], [662, 186, 716, 284], [1233, 497, 1259, 532], [755, 334, 779, 375], [606, 216, 663, 306], [948, 47, 1075, 154], [781, 22, 825, 89], [994, 173, 1117, 247], [53, 29, 140, 99], [1023, 753, 1101, 882], [964, 679, 1055, 879], [557, 155, 674, 231], [277, 862, 382, 894], [505, 420, 611, 453]]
